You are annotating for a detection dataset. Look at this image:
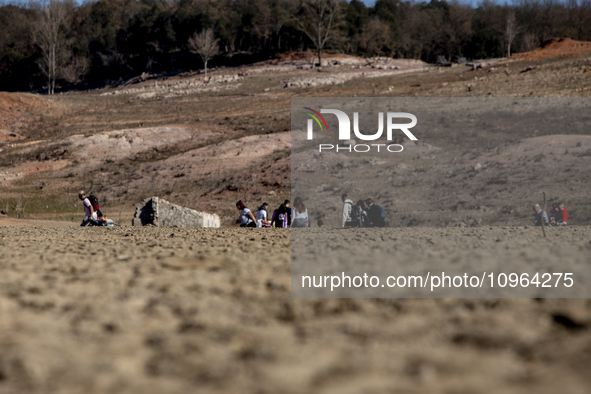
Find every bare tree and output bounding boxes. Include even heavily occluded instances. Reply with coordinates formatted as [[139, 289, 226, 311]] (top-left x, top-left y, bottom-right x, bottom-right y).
[[295, 0, 340, 67], [61, 55, 89, 84], [505, 11, 519, 57], [34, 0, 71, 95], [188, 29, 219, 79], [521, 32, 539, 52], [360, 18, 392, 56]]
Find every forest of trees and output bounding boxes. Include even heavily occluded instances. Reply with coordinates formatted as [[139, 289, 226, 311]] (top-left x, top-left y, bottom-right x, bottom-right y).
[[1, 0, 591, 93]]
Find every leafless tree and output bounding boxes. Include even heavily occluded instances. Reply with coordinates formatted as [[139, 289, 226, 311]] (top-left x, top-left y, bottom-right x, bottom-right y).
[[188, 29, 219, 79], [33, 0, 71, 95], [16, 189, 31, 219], [521, 32, 539, 52], [61, 55, 89, 84], [360, 18, 392, 56], [505, 11, 519, 57], [295, 0, 340, 67]]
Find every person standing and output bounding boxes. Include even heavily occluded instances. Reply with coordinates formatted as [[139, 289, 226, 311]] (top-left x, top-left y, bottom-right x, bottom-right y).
[[342, 193, 354, 227], [236, 200, 256, 227], [366, 198, 385, 227], [78, 191, 97, 226], [291, 197, 309, 227]]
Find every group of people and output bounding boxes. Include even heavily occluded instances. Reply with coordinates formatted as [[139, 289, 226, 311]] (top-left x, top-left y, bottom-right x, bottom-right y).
[[342, 193, 387, 228], [84, 191, 568, 229], [236, 194, 388, 229], [533, 202, 568, 226], [236, 197, 310, 228]]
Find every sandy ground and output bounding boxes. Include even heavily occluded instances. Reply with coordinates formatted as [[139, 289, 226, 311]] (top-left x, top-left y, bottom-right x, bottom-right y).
[[0, 217, 76, 227], [292, 226, 591, 298], [0, 226, 590, 394]]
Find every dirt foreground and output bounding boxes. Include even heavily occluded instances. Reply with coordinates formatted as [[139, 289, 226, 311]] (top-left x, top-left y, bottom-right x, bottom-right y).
[[0, 217, 76, 227], [1, 226, 590, 394]]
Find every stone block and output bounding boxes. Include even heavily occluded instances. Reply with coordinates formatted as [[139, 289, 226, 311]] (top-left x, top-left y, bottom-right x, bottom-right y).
[[133, 197, 220, 228]]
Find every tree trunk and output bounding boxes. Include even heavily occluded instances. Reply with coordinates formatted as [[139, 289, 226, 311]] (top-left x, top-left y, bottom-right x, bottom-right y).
[[318, 48, 322, 68], [16, 192, 22, 219], [204, 59, 208, 79], [507, 43, 511, 58], [50, 44, 55, 95]]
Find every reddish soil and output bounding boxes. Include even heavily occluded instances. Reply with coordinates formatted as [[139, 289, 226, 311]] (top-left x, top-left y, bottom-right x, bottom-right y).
[[514, 38, 591, 60], [0, 92, 62, 142]]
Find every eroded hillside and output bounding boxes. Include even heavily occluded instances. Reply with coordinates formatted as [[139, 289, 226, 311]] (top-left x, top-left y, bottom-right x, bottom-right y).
[[1, 46, 591, 225]]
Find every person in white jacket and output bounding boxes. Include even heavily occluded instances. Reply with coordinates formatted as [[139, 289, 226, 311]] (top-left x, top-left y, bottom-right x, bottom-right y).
[[78, 191, 97, 226], [342, 193, 354, 227]]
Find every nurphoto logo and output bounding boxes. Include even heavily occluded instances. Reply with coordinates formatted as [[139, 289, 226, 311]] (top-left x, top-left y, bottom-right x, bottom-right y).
[[304, 107, 418, 153]]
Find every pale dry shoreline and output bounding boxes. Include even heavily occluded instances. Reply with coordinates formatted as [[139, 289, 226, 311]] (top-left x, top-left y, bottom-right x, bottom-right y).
[[0, 225, 590, 393], [0, 217, 77, 227]]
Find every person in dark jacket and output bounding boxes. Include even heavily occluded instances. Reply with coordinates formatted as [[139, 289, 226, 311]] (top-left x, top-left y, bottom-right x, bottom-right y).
[[549, 203, 559, 225], [365, 198, 385, 227], [284, 199, 292, 227], [271, 204, 290, 228], [354, 200, 369, 228], [533, 203, 549, 227]]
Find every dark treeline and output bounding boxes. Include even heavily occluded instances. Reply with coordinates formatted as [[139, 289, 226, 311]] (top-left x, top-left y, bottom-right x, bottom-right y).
[[1, 0, 591, 93]]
